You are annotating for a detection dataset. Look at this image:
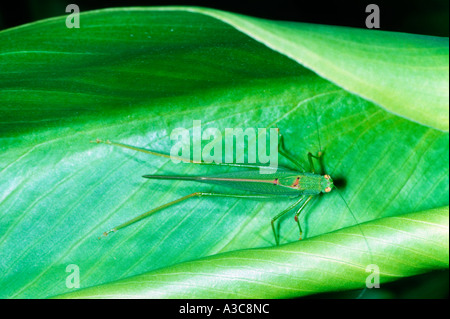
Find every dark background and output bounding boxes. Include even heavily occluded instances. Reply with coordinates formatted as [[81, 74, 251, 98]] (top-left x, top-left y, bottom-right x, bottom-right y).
[[0, 0, 449, 36], [0, 0, 448, 299]]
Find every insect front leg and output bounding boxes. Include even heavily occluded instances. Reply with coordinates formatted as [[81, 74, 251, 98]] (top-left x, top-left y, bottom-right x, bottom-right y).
[[276, 130, 307, 171], [307, 152, 324, 174], [270, 196, 305, 245], [293, 195, 314, 240]]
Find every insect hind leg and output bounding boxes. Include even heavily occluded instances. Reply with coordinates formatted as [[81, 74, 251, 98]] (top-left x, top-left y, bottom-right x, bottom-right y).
[[92, 139, 279, 171]]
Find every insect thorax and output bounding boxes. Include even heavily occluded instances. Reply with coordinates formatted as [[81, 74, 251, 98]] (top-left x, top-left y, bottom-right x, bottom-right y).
[[277, 173, 324, 195]]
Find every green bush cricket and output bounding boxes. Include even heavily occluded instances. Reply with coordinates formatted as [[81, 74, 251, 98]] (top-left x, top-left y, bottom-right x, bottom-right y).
[[93, 130, 337, 245], [92, 117, 374, 297]]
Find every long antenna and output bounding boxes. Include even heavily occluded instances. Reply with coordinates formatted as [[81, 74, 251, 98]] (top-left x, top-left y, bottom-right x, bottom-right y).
[[334, 186, 374, 299], [312, 105, 371, 296], [311, 104, 323, 155]]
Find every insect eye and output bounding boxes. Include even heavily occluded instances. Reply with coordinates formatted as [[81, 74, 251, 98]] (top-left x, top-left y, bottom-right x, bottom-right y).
[[325, 187, 332, 193]]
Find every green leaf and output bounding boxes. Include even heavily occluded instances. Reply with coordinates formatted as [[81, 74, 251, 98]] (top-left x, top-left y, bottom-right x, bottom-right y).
[[189, 7, 449, 131], [0, 7, 448, 299], [57, 207, 449, 298]]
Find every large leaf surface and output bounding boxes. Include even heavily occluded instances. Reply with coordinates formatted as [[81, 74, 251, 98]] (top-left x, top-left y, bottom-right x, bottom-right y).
[[0, 7, 448, 298], [58, 207, 449, 298]]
